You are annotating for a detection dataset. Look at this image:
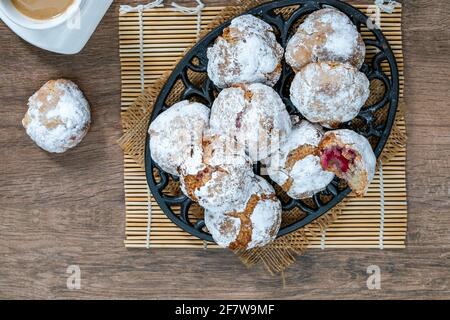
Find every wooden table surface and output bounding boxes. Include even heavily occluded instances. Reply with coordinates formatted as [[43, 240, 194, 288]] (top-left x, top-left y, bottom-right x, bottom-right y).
[[1, 0, 449, 300]]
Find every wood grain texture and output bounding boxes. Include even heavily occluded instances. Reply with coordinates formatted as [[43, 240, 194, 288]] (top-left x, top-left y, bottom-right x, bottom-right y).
[[0, 0, 449, 299]]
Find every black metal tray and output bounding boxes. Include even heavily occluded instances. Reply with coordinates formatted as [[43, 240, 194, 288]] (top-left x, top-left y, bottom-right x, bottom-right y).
[[145, 0, 399, 242]]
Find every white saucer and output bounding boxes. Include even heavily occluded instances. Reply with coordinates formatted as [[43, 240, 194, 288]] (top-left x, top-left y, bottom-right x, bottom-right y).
[[0, 0, 113, 55]]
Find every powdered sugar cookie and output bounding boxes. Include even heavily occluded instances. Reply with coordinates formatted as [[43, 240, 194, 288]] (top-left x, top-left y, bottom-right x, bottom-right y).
[[319, 129, 376, 196], [265, 121, 334, 199], [207, 14, 284, 88], [148, 100, 210, 176], [285, 8, 365, 72], [179, 133, 255, 213], [204, 175, 282, 250], [290, 62, 370, 128], [22, 79, 90, 153], [210, 83, 292, 162]]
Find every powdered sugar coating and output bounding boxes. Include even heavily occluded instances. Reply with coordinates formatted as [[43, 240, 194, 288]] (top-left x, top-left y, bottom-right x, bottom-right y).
[[205, 175, 282, 249], [205, 210, 241, 249], [148, 100, 210, 176], [22, 79, 91, 153], [285, 8, 366, 71], [179, 133, 255, 213], [320, 129, 376, 196], [290, 62, 370, 128], [246, 176, 282, 249], [210, 83, 292, 162], [207, 14, 284, 88], [265, 121, 334, 199], [229, 14, 274, 35]]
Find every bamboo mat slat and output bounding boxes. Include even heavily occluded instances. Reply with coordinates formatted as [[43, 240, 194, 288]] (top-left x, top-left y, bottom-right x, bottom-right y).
[[119, 3, 407, 249]]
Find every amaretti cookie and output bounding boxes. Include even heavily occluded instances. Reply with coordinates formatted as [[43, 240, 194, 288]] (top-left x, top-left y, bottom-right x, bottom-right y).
[[22, 79, 91, 153], [318, 129, 376, 196], [205, 175, 282, 250], [209, 83, 292, 162], [207, 14, 284, 88], [148, 100, 210, 176], [285, 8, 366, 72], [179, 133, 255, 213], [265, 121, 334, 199], [290, 62, 370, 128]]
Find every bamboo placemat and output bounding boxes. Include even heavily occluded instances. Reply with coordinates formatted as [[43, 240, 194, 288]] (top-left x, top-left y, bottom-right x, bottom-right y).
[[119, 3, 406, 249]]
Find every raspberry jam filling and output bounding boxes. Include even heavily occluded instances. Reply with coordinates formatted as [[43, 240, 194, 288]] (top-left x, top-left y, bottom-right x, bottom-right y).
[[320, 146, 357, 174]]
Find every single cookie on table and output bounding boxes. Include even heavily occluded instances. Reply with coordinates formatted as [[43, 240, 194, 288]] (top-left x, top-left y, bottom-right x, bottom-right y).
[[209, 83, 292, 162], [179, 133, 255, 213], [22, 79, 91, 153], [205, 175, 282, 250], [207, 14, 284, 88], [264, 120, 335, 199], [318, 129, 376, 196], [285, 8, 366, 72], [290, 62, 370, 128], [148, 100, 210, 176]]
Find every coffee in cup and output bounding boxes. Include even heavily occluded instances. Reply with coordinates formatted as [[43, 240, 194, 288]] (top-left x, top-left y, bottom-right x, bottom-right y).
[[0, 0, 82, 30], [11, 0, 75, 20]]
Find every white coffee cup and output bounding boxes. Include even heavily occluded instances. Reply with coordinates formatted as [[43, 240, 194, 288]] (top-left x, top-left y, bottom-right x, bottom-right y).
[[0, 0, 83, 30]]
